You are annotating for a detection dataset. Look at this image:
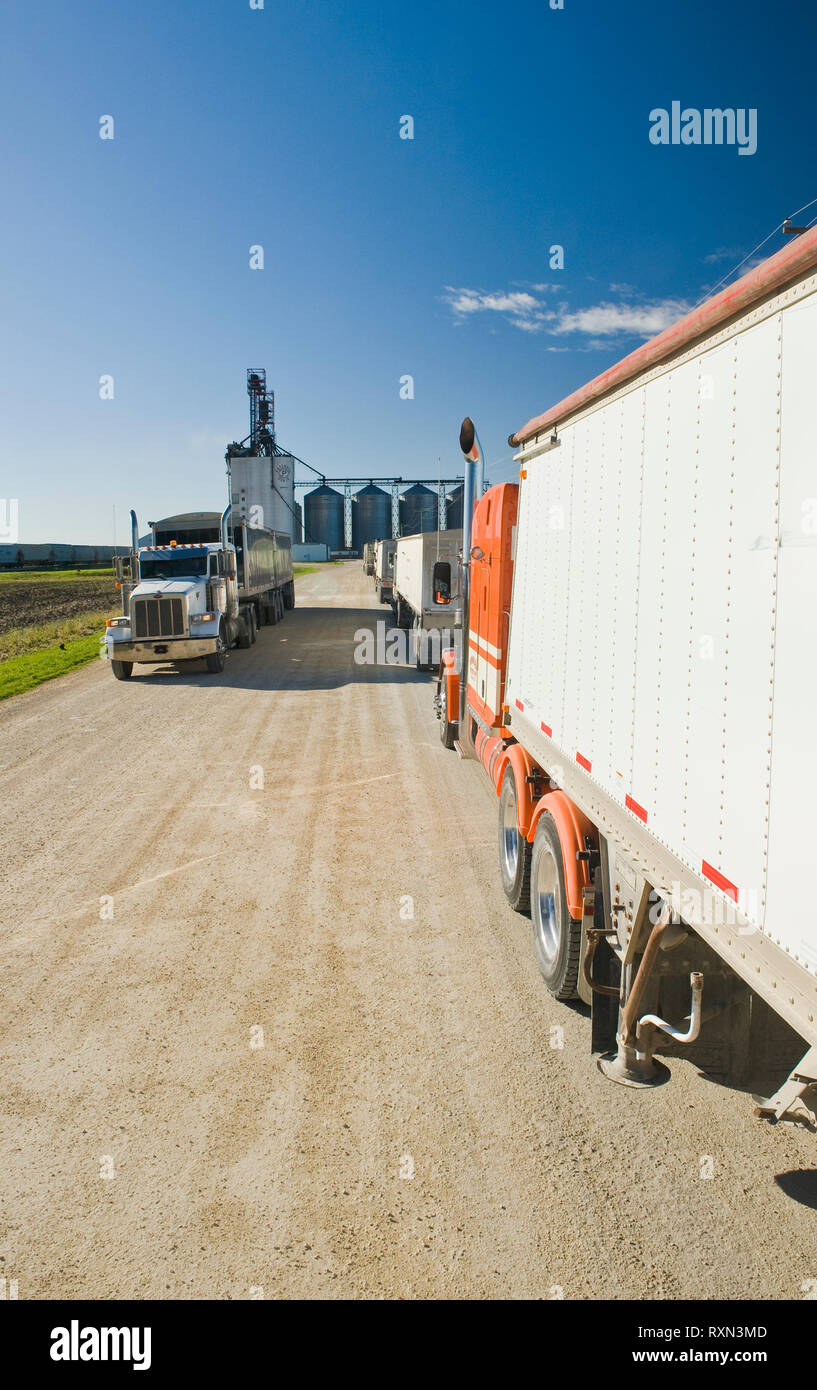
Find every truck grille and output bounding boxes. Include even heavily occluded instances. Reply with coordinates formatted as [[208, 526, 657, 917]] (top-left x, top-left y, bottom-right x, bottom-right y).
[[132, 597, 185, 639]]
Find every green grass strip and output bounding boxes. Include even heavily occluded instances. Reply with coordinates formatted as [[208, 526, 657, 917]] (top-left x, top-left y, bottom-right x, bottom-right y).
[[0, 633, 104, 701]]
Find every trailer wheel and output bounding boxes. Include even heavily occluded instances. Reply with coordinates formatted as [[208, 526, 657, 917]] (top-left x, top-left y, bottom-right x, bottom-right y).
[[205, 629, 226, 673], [498, 767, 532, 911], [438, 675, 457, 750], [111, 660, 133, 681], [248, 608, 257, 644], [530, 812, 582, 999], [283, 581, 294, 610]]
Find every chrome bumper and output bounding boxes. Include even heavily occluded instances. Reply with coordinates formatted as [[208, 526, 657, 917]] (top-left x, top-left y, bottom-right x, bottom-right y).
[[106, 637, 217, 662]]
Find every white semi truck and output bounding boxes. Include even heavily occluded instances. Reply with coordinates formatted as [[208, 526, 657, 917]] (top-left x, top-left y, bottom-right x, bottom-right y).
[[438, 227, 817, 1124], [393, 529, 463, 670], [105, 506, 293, 680]]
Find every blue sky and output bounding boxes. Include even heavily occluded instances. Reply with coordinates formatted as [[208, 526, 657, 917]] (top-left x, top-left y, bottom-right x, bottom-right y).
[[1, 0, 814, 543]]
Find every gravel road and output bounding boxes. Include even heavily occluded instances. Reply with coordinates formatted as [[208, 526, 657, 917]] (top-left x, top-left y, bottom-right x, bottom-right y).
[[1, 561, 816, 1300]]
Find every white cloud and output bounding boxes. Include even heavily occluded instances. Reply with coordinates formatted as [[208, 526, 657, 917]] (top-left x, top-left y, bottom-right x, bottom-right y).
[[550, 300, 689, 336], [443, 284, 689, 341], [703, 245, 742, 264], [443, 287, 547, 331]]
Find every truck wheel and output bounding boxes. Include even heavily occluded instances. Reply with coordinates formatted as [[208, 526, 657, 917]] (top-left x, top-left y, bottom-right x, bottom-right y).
[[438, 676, 457, 750], [237, 614, 252, 649], [498, 767, 531, 911], [248, 608, 257, 644], [111, 660, 133, 681], [205, 630, 226, 673], [284, 581, 294, 610], [530, 812, 582, 999]]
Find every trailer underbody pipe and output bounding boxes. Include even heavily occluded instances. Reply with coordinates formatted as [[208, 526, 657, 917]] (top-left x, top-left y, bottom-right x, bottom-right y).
[[597, 919, 705, 1088]]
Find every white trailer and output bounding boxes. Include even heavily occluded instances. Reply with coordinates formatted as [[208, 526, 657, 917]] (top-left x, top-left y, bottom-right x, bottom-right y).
[[374, 538, 396, 604], [445, 228, 817, 1124], [393, 529, 463, 669]]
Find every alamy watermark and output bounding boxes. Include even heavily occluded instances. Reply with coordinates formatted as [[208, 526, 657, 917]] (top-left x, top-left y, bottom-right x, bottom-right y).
[[649, 102, 757, 156], [650, 881, 759, 934], [354, 621, 462, 669]]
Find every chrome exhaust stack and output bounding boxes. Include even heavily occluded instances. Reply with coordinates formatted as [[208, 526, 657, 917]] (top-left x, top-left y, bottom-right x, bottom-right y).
[[598, 914, 704, 1087], [220, 503, 232, 550]]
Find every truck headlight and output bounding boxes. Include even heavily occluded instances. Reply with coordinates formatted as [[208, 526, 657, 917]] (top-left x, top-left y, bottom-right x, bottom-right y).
[[190, 612, 217, 624], [106, 616, 130, 628]]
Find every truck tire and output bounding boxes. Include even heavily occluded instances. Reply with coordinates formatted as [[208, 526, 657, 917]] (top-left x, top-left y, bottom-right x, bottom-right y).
[[205, 629, 226, 673], [237, 613, 252, 649], [111, 660, 133, 681], [283, 581, 294, 610], [498, 767, 532, 911], [438, 675, 457, 750], [530, 811, 582, 999], [396, 596, 412, 630], [248, 608, 257, 644]]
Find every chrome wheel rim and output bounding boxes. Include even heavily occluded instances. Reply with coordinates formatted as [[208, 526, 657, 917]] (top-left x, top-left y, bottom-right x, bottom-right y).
[[533, 845, 560, 965], [502, 791, 519, 879]]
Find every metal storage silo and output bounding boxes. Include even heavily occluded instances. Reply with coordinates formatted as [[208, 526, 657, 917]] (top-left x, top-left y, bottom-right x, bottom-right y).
[[445, 484, 464, 530], [304, 484, 344, 552], [352, 484, 391, 552], [399, 483, 437, 536]]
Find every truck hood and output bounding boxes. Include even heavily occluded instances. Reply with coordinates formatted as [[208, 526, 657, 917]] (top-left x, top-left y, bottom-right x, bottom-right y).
[[132, 579, 203, 599]]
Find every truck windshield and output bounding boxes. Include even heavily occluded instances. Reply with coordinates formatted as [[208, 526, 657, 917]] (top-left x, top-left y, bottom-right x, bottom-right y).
[[139, 556, 208, 579]]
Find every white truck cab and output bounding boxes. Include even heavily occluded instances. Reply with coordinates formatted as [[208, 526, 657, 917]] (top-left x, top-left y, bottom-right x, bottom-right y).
[[106, 505, 293, 680]]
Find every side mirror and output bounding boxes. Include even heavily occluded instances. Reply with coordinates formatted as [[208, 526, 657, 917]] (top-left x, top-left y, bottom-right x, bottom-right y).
[[432, 560, 452, 604]]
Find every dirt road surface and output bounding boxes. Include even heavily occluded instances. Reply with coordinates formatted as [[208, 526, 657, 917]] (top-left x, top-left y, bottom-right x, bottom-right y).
[[2, 562, 815, 1300]]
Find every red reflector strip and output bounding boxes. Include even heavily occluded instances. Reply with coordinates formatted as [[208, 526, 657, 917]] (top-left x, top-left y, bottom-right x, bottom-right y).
[[515, 699, 524, 711], [576, 752, 591, 772], [541, 721, 552, 737], [625, 794, 648, 824], [701, 860, 738, 902]]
